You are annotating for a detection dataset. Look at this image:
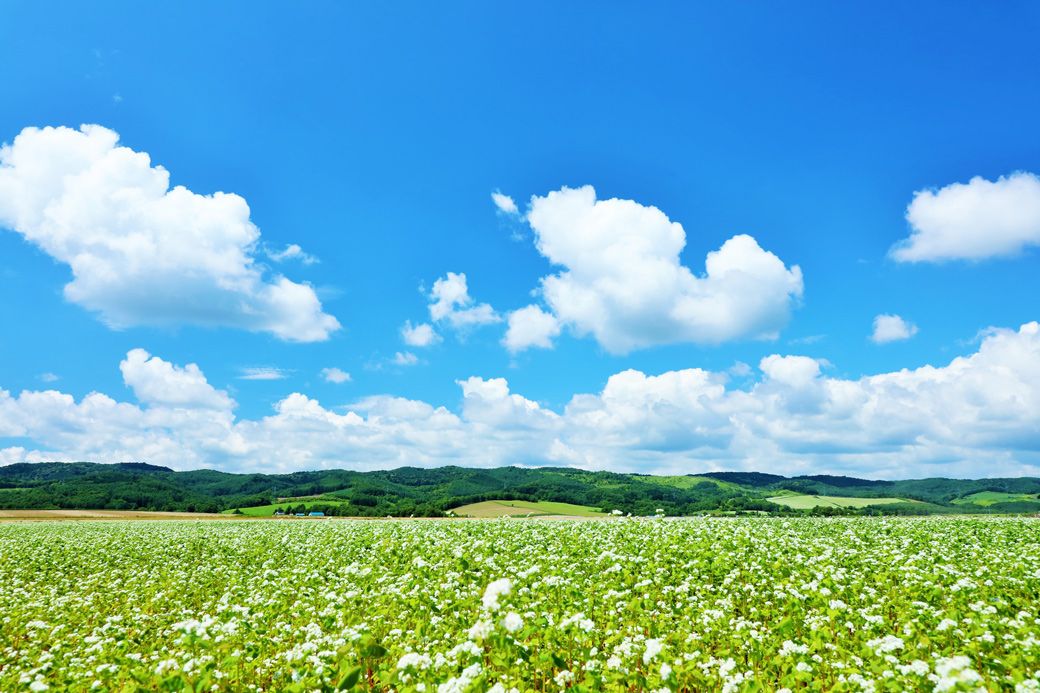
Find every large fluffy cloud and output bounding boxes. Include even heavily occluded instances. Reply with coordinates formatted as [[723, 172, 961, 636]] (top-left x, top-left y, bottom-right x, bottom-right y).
[[508, 186, 803, 354], [0, 125, 339, 341], [2, 323, 1039, 478], [892, 171, 1040, 262]]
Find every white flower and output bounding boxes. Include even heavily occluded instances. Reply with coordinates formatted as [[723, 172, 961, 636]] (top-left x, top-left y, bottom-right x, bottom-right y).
[[561, 612, 595, 632], [933, 656, 983, 693], [482, 578, 513, 611], [779, 640, 809, 656], [660, 662, 672, 680], [468, 619, 493, 641], [397, 652, 432, 670], [643, 638, 664, 664], [554, 670, 575, 687], [438, 663, 482, 693], [29, 681, 49, 692], [503, 612, 523, 633], [155, 659, 179, 675], [865, 635, 903, 654], [897, 660, 930, 677]]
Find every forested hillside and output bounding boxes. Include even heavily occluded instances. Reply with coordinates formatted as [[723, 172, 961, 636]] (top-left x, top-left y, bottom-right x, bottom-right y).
[[2, 462, 1039, 516]]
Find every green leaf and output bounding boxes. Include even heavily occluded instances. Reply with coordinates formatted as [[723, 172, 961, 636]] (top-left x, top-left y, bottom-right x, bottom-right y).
[[364, 643, 388, 658], [337, 666, 361, 690]]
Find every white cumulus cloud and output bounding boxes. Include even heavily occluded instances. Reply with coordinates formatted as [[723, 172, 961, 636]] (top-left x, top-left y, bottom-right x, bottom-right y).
[[321, 367, 351, 384], [120, 348, 232, 410], [503, 305, 561, 352], [892, 171, 1040, 262], [428, 272, 501, 330], [0, 124, 340, 341], [516, 185, 803, 354], [871, 314, 918, 344], [401, 321, 441, 347]]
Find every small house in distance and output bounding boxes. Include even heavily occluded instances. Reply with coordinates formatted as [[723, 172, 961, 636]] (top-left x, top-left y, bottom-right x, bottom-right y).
[[308, 511, 325, 517]]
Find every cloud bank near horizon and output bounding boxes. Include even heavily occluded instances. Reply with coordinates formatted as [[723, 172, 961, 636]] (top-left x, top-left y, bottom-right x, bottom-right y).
[[1, 321, 1038, 479]]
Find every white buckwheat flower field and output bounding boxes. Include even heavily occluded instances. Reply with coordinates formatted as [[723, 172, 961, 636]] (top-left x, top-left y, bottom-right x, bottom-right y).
[[2, 517, 1039, 691]]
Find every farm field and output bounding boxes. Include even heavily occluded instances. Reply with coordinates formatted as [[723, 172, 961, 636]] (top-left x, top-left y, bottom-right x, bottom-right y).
[[952, 491, 1040, 507], [766, 494, 914, 510], [220, 496, 354, 516], [2, 518, 1039, 691], [0, 509, 235, 522], [449, 499, 607, 518]]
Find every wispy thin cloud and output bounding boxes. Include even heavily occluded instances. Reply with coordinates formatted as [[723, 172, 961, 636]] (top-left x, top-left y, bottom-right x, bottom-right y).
[[393, 352, 419, 366], [265, 243, 319, 265], [238, 367, 291, 381]]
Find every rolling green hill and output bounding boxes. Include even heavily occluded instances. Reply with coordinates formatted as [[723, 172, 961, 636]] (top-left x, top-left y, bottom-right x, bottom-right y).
[[1, 462, 1038, 517]]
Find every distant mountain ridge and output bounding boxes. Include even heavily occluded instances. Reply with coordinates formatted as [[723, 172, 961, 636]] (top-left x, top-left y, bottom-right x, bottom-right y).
[[1, 462, 1038, 516]]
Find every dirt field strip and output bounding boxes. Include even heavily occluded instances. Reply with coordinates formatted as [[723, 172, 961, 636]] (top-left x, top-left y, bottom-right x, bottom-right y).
[[0, 509, 245, 522]]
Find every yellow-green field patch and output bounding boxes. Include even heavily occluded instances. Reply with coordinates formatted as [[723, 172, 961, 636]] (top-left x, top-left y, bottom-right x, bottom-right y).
[[766, 494, 914, 509], [449, 500, 606, 518], [220, 496, 353, 516], [952, 491, 1040, 506], [634, 475, 741, 491]]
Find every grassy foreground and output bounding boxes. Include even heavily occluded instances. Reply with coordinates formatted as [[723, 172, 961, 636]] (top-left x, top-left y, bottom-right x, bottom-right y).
[[3, 517, 1040, 691]]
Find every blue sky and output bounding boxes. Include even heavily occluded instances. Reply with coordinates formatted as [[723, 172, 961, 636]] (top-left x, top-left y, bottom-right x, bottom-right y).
[[1, 2, 1039, 478]]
